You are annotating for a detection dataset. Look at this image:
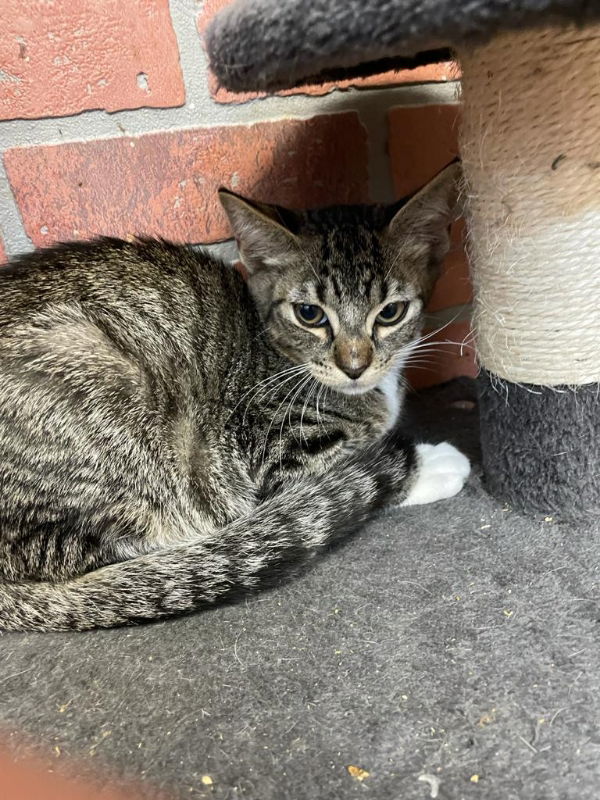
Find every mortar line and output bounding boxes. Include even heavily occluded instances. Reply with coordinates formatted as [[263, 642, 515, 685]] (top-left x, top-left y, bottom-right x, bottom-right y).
[[0, 159, 33, 257], [0, 84, 461, 154]]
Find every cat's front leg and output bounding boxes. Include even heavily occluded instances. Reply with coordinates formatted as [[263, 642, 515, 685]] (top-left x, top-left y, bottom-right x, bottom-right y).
[[399, 442, 471, 506]]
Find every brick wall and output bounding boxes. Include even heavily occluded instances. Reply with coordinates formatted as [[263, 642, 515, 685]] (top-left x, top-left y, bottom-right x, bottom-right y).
[[0, 0, 475, 389]]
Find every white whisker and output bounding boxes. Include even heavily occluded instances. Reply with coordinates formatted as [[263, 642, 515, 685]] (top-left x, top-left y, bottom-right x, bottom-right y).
[[261, 370, 309, 468], [278, 374, 313, 470], [299, 378, 318, 443], [232, 363, 308, 423]]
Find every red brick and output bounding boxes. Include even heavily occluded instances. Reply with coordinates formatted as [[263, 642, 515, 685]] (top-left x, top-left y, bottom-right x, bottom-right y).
[[405, 321, 477, 390], [207, 64, 458, 106], [0, 235, 6, 264], [0, 0, 184, 121], [388, 104, 461, 195], [5, 114, 369, 247], [199, 0, 459, 104], [388, 104, 472, 312], [428, 219, 471, 313]]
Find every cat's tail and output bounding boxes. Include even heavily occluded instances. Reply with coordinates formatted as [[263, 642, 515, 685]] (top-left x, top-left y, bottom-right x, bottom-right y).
[[0, 434, 415, 631]]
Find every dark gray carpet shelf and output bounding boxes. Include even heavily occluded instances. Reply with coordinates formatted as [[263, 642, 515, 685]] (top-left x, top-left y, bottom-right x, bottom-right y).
[[206, 0, 600, 93], [1, 379, 599, 799]]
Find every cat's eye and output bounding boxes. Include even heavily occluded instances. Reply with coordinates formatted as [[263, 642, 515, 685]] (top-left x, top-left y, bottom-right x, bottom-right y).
[[375, 302, 408, 327], [294, 303, 328, 327]]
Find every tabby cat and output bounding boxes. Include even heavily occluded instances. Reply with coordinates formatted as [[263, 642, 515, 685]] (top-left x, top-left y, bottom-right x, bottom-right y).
[[0, 162, 469, 631]]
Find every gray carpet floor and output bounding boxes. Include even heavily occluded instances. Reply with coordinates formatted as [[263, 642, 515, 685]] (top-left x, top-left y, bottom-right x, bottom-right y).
[[1, 379, 599, 799]]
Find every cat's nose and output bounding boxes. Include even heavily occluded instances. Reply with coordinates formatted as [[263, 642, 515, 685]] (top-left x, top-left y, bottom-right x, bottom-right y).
[[342, 364, 368, 380], [334, 338, 373, 380]]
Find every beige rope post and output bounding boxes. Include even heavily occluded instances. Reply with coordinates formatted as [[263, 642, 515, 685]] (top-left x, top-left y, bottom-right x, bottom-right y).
[[458, 24, 600, 386]]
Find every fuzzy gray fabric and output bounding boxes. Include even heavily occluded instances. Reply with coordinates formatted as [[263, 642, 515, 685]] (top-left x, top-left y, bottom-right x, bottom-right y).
[[478, 371, 600, 518], [205, 0, 600, 92], [2, 379, 599, 799]]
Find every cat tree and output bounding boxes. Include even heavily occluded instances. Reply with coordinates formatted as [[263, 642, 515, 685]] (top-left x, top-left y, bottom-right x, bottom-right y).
[[206, 0, 600, 517]]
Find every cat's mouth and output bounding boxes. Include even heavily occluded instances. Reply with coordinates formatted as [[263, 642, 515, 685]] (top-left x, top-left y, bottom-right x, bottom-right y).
[[313, 372, 380, 396], [311, 358, 403, 397], [308, 361, 391, 396], [336, 380, 378, 396]]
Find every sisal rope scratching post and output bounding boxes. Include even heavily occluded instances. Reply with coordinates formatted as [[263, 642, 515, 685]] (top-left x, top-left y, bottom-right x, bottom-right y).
[[457, 24, 600, 515], [459, 25, 600, 386]]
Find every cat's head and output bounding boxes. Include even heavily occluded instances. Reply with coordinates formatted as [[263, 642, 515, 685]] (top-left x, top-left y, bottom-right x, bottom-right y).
[[219, 162, 461, 395]]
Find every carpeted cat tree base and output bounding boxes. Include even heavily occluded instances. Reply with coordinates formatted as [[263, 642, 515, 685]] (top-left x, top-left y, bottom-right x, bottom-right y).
[[479, 373, 600, 516], [207, 1, 600, 517]]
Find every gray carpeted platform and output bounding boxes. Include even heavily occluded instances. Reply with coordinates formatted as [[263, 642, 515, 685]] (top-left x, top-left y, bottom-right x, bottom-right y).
[[206, 0, 600, 93], [1, 379, 599, 799]]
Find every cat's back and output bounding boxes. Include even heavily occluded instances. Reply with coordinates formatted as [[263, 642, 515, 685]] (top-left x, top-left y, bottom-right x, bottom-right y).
[[0, 238, 225, 326], [0, 238, 254, 363], [0, 238, 261, 430]]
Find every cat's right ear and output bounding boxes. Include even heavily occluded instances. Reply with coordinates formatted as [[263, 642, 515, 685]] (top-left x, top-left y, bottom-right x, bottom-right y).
[[218, 189, 299, 275], [384, 161, 462, 266]]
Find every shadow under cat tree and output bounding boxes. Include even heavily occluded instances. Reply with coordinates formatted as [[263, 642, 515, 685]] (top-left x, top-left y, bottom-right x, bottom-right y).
[[1, 377, 598, 800]]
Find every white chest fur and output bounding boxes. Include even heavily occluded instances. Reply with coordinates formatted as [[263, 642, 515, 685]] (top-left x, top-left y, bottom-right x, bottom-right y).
[[378, 368, 403, 431]]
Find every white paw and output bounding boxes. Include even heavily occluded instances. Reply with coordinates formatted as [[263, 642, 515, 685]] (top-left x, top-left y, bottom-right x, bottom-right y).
[[401, 442, 470, 506]]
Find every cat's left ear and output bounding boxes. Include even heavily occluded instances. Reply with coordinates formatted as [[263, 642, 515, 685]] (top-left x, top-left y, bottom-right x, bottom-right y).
[[218, 189, 299, 275], [385, 160, 462, 263]]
